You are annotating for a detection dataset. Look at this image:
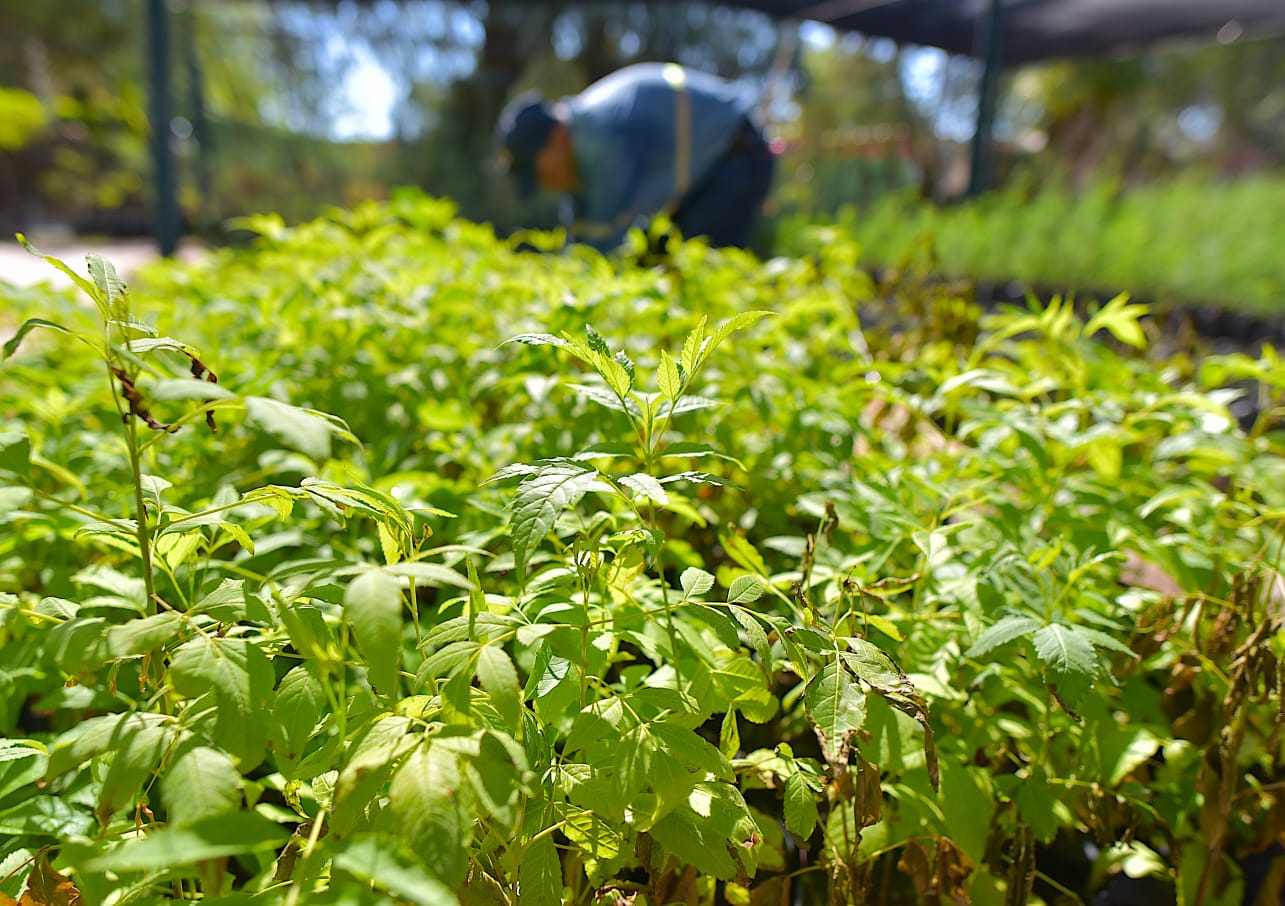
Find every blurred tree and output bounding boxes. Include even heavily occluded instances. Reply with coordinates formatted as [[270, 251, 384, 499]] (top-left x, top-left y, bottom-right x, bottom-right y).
[[0, 0, 150, 229], [1004, 34, 1285, 185]]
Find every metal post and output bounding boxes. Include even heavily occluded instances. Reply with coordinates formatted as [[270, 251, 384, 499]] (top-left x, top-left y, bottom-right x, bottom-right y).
[[967, 0, 1004, 197], [182, 0, 214, 233], [146, 0, 180, 256]]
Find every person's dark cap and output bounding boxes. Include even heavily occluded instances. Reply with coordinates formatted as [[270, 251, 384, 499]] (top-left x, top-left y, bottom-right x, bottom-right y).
[[495, 91, 558, 200]]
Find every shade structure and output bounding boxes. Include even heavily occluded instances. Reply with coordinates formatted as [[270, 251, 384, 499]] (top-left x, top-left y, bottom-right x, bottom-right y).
[[144, 0, 1285, 253], [729, 0, 1285, 64]]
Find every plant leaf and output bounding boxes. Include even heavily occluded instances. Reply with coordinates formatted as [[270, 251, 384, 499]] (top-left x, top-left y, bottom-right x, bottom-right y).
[[966, 614, 1043, 659], [332, 833, 458, 906], [345, 568, 405, 696], [784, 772, 819, 840], [161, 743, 243, 827], [658, 349, 682, 399], [509, 460, 602, 574], [85, 811, 288, 871], [805, 657, 867, 767], [727, 575, 765, 605], [620, 472, 669, 505], [842, 637, 913, 696], [0, 432, 31, 480], [567, 382, 641, 416], [1033, 623, 1099, 680], [245, 395, 345, 461], [3, 319, 72, 361], [387, 744, 469, 887], [169, 635, 274, 768], [518, 831, 562, 906], [680, 567, 715, 599], [476, 645, 521, 728]]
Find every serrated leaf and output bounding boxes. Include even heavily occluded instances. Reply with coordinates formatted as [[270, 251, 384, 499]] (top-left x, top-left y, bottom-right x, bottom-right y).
[[614, 725, 653, 807], [85, 811, 288, 871], [46, 712, 169, 779], [659, 470, 736, 488], [169, 635, 274, 768], [711, 311, 772, 348], [719, 708, 740, 759], [104, 612, 183, 661], [680, 567, 715, 599], [721, 532, 771, 577], [486, 461, 544, 483], [784, 772, 818, 840], [510, 461, 602, 574], [912, 529, 950, 568], [273, 665, 326, 761], [476, 645, 521, 728], [505, 333, 570, 348], [387, 744, 468, 887], [161, 743, 242, 827], [620, 472, 668, 505], [680, 316, 709, 374], [87, 254, 127, 310], [729, 606, 772, 671], [345, 568, 405, 696], [658, 349, 682, 399], [658, 441, 743, 467], [585, 324, 612, 356], [519, 831, 562, 906], [96, 723, 171, 822], [598, 356, 633, 399], [966, 614, 1043, 658], [842, 637, 913, 696], [650, 781, 760, 880], [0, 740, 44, 798], [614, 349, 636, 383], [527, 645, 578, 721], [727, 575, 764, 604], [1073, 624, 1137, 658], [126, 336, 198, 356], [1033, 623, 1099, 680], [0, 796, 94, 838], [570, 442, 637, 460], [331, 716, 419, 835], [805, 657, 867, 767]]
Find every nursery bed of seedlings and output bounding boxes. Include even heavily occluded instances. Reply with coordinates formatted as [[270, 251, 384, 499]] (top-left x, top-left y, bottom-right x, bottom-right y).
[[1, 192, 1282, 906]]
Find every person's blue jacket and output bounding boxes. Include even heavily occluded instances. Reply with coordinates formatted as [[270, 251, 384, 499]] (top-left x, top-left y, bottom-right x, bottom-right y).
[[561, 63, 758, 250]]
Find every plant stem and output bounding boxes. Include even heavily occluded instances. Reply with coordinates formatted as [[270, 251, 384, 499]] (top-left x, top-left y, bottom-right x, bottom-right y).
[[125, 418, 158, 614]]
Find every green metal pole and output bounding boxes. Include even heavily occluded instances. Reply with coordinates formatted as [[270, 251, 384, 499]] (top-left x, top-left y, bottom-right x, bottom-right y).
[[967, 0, 1004, 197], [183, 0, 214, 233], [146, 0, 179, 256]]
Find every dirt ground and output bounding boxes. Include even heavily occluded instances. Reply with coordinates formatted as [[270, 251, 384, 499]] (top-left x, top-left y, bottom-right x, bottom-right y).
[[0, 236, 205, 290]]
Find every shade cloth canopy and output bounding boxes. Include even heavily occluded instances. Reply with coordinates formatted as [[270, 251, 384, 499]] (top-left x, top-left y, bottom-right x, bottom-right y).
[[722, 0, 1285, 64]]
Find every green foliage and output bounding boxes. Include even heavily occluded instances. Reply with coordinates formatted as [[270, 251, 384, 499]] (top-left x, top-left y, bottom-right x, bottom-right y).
[[781, 171, 1285, 313], [1, 194, 1283, 905]]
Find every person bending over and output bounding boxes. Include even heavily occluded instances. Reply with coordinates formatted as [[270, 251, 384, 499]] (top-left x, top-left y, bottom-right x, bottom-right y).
[[496, 62, 776, 251]]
